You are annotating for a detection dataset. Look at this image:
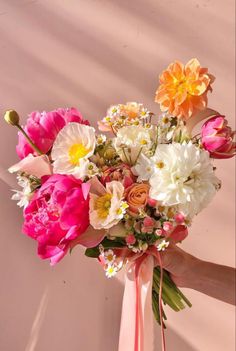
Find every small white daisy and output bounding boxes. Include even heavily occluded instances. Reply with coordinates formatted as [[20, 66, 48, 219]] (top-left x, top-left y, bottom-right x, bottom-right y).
[[157, 239, 170, 251], [97, 134, 107, 145], [105, 264, 118, 278], [116, 201, 129, 219], [104, 249, 116, 265], [159, 113, 171, 129], [85, 162, 99, 178], [11, 175, 33, 208]]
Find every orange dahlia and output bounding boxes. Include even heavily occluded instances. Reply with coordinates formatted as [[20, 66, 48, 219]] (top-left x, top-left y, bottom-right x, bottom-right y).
[[155, 58, 215, 120]]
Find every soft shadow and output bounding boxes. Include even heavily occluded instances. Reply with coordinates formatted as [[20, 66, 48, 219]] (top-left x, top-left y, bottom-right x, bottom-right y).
[[154, 325, 198, 351]]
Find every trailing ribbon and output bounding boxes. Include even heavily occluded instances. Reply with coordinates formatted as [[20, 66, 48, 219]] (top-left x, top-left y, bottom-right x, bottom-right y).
[[118, 249, 166, 351]]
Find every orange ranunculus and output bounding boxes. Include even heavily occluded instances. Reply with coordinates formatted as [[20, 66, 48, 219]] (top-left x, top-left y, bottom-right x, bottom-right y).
[[125, 183, 150, 215], [155, 58, 215, 120]]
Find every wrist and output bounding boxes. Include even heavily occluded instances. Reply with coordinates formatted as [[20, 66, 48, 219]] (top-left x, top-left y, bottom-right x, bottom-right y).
[[180, 253, 203, 289]]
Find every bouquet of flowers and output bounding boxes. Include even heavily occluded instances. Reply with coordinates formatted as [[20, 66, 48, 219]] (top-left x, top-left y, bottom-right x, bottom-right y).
[[4, 59, 235, 351]]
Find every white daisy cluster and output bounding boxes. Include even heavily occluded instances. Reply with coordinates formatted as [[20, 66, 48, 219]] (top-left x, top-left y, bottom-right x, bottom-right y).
[[11, 174, 33, 208], [113, 125, 157, 165], [100, 249, 123, 278], [99, 102, 153, 132]]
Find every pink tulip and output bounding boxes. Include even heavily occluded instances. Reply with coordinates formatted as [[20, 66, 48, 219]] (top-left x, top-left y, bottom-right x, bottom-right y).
[[201, 115, 236, 159]]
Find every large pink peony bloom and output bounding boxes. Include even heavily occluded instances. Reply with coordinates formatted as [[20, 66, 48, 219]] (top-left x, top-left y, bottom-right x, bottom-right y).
[[201, 115, 236, 159], [16, 108, 89, 159], [23, 174, 90, 265]]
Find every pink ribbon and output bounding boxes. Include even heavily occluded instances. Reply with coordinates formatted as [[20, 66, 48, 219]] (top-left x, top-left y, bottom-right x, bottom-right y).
[[118, 249, 166, 351]]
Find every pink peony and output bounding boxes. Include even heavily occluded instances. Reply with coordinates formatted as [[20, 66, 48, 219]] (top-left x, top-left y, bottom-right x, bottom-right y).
[[23, 174, 90, 265], [16, 108, 89, 159], [201, 115, 236, 159]]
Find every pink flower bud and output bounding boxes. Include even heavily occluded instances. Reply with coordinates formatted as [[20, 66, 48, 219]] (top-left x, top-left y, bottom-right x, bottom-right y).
[[174, 213, 185, 224], [125, 234, 136, 245], [143, 216, 155, 227], [147, 197, 157, 207], [155, 229, 164, 236], [163, 221, 173, 232], [201, 116, 236, 159]]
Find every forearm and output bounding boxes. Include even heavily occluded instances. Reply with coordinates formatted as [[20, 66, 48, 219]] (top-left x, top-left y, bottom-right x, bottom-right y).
[[184, 258, 236, 305]]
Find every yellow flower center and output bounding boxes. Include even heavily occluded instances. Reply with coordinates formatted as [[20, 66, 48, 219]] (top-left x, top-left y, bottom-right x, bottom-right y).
[[107, 266, 115, 274], [68, 143, 89, 165], [95, 193, 112, 219], [106, 254, 114, 262], [156, 161, 165, 169], [162, 116, 170, 124]]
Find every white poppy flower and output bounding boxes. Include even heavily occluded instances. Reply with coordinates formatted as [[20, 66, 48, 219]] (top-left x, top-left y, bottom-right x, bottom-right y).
[[51, 122, 96, 179], [89, 177, 125, 230]]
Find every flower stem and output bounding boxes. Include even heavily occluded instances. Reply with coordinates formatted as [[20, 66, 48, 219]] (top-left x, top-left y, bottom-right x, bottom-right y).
[[16, 124, 44, 156], [152, 267, 192, 326]]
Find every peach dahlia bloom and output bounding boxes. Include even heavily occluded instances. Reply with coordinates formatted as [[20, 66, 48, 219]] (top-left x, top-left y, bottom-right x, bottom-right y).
[[155, 58, 215, 120]]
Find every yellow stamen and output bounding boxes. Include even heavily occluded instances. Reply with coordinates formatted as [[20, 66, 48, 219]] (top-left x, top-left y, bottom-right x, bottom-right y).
[[95, 193, 112, 219], [68, 143, 89, 165], [162, 116, 170, 124], [106, 254, 114, 262], [156, 161, 165, 169]]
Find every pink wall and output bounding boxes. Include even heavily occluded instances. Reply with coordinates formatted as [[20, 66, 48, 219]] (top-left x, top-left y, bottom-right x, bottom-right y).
[[0, 1, 235, 350]]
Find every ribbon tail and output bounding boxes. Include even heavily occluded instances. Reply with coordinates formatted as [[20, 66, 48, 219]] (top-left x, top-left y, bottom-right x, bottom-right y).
[[118, 255, 155, 351], [156, 251, 166, 351]]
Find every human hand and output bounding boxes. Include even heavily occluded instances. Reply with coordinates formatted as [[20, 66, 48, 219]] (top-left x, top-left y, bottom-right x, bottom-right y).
[[160, 244, 198, 288], [160, 244, 236, 305]]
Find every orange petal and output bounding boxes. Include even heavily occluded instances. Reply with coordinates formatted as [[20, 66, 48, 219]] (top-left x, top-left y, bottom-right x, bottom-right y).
[[171, 61, 184, 80], [175, 90, 188, 105], [188, 80, 208, 96], [185, 58, 201, 76], [179, 97, 194, 119], [159, 70, 175, 84]]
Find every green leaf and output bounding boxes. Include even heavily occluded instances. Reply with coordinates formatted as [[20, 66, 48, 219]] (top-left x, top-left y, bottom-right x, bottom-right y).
[[85, 238, 125, 258]]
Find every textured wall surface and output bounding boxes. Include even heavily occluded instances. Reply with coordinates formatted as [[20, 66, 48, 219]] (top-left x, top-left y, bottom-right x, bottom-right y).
[[0, 1, 235, 350]]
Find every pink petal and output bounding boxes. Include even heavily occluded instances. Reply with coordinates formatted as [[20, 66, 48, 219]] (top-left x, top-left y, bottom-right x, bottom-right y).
[[170, 225, 188, 243], [88, 176, 106, 196], [81, 182, 91, 200], [9, 154, 52, 178], [73, 226, 106, 248], [185, 108, 220, 133]]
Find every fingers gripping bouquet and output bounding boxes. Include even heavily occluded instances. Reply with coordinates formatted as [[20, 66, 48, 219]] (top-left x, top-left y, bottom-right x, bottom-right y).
[[5, 59, 235, 351]]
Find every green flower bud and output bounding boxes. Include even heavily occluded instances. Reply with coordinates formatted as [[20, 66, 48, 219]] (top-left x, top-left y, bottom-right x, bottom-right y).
[[4, 110, 20, 126]]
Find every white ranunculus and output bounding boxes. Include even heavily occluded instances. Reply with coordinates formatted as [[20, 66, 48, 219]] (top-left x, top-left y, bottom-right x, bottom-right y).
[[149, 142, 220, 219], [51, 122, 96, 179], [113, 125, 153, 165]]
